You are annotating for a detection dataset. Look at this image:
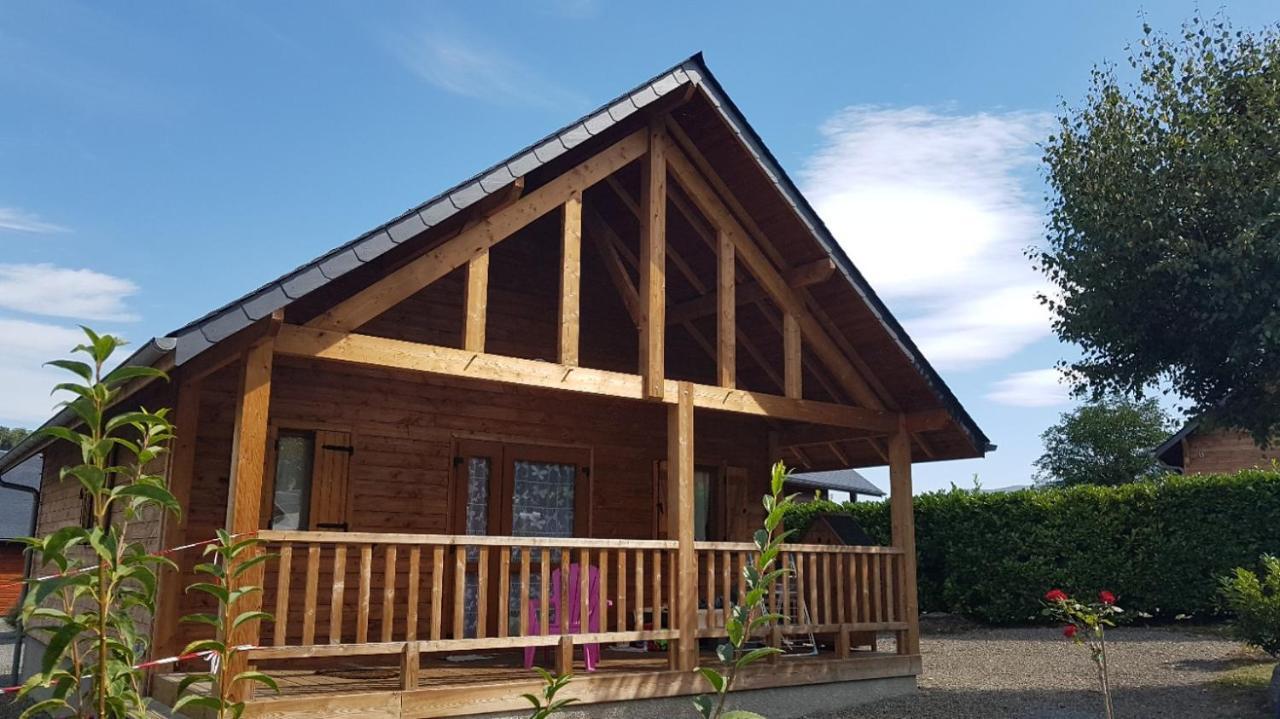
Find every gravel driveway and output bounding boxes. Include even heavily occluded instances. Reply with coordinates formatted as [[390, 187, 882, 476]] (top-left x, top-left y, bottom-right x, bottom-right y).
[[818, 626, 1273, 718]]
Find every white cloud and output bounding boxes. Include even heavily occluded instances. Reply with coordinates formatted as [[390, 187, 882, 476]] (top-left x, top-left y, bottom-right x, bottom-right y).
[[390, 28, 586, 109], [802, 106, 1054, 369], [0, 263, 139, 321], [986, 368, 1073, 408], [0, 319, 96, 425], [0, 207, 66, 234]]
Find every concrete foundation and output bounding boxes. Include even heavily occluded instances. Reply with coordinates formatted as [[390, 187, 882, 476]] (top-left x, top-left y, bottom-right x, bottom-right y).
[[471, 675, 917, 719]]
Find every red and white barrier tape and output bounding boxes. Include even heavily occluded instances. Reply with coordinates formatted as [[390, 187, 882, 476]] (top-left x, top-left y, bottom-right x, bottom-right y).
[[0, 645, 258, 694]]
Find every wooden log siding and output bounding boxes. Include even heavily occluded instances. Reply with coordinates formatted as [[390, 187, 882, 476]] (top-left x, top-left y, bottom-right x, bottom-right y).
[[256, 532, 680, 651]]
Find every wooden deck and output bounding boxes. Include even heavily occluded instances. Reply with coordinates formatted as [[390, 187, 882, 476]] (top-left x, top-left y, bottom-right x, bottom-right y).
[[156, 644, 918, 718]]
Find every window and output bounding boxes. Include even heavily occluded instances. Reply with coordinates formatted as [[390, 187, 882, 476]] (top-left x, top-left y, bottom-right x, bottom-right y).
[[694, 469, 713, 541], [270, 431, 315, 530]]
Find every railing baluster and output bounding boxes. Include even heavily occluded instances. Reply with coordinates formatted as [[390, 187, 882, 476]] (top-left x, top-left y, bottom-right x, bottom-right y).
[[357, 544, 372, 643], [736, 551, 747, 615], [578, 548, 590, 636], [704, 550, 715, 628], [720, 550, 731, 623], [381, 546, 398, 642], [781, 552, 791, 624], [406, 546, 421, 641], [430, 546, 444, 641], [453, 546, 466, 639], [835, 551, 846, 625], [273, 544, 292, 646], [793, 553, 805, 624], [616, 550, 627, 631], [859, 552, 870, 624], [870, 553, 883, 623], [559, 549, 571, 635], [651, 549, 663, 631], [498, 547, 511, 639], [807, 553, 818, 627], [635, 550, 645, 634], [537, 550, 548, 636], [824, 553, 834, 625], [329, 545, 346, 644], [476, 546, 489, 638], [598, 549, 608, 633], [302, 544, 320, 645]]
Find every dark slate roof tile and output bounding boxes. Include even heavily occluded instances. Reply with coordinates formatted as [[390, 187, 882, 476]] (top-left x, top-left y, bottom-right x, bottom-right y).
[[478, 166, 516, 194], [386, 213, 426, 243], [630, 85, 659, 108], [353, 230, 395, 262], [584, 111, 613, 136], [199, 307, 252, 344], [506, 151, 540, 178], [319, 249, 361, 280], [650, 72, 681, 97], [242, 286, 289, 320], [559, 123, 591, 149], [607, 97, 638, 123], [418, 199, 455, 229], [533, 137, 567, 163], [448, 182, 488, 211], [281, 266, 327, 299]]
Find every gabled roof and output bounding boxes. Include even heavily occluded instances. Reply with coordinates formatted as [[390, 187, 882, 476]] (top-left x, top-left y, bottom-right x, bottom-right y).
[[1154, 418, 1200, 469], [787, 469, 884, 497], [0, 53, 992, 474]]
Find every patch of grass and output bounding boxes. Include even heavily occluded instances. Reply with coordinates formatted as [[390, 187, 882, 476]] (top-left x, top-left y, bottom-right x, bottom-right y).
[[1212, 661, 1277, 690]]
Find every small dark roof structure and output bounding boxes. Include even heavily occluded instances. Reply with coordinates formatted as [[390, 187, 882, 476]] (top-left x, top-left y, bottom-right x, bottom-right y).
[[787, 469, 884, 497], [1153, 418, 1199, 470], [0, 450, 41, 540], [801, 513, 876, 547]]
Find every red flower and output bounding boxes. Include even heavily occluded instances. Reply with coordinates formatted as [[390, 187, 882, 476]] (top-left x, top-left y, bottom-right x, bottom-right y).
[[1099, 590, 1116, 605], [1063, 624, 1077, 639], [1045, 589, 1069, 603]]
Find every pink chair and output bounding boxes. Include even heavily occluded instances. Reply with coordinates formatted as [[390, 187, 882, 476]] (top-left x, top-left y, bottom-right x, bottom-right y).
[[523, 563, 607, 671]]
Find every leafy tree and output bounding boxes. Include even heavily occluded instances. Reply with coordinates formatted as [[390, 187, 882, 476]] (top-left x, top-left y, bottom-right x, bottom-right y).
[[1034, 396, 1173, 486], [0, 426, 30, 451], [1034, 14, 1280, 444]]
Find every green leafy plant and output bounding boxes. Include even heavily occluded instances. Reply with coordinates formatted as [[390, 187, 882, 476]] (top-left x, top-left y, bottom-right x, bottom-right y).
[[1220, 554, 1280, 657], [522, 667, 577, 719], [175, 530, 278, 719], [787, 469, 1280, 624], [1044, 589, 1124, 719], [16, 327, 177, 718], [693, 460, 795, 719]]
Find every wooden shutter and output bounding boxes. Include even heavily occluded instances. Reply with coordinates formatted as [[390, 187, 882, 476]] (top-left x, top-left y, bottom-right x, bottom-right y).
[[309, 430, 353, 531], [653, 460, 668, 539], [722, 466, 752, 542]]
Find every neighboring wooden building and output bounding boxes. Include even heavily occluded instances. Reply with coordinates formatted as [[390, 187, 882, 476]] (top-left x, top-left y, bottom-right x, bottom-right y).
[[1155, 419, 1280, 474], [0, 55, 991, 718]]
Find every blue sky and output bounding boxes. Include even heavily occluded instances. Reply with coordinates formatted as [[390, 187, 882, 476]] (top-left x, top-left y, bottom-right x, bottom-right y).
[[1, 1, 1275, 494]]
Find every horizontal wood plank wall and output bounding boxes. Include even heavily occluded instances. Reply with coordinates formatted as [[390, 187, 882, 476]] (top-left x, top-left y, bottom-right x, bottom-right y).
[[175, 358, 772, 651], [1183, 430, 1280, 475]]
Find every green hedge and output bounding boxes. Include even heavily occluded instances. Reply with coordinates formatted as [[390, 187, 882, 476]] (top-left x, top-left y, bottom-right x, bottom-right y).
[[782, 469, 1280, 624]]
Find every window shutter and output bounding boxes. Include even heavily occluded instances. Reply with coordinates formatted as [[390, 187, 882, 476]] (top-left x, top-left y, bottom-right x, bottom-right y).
[[653, 460, 668, 539]]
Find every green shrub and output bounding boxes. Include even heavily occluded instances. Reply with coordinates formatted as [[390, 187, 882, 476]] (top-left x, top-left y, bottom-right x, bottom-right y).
[[1220, 555, 1280, 657], [782, 470, 1280, 624]]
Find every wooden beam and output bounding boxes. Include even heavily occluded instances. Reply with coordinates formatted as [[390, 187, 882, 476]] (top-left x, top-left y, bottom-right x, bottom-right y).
[[152, 378, 201, 663], [664, 143, 883, 410], [274, 325, 900, 432], [638, 121, 667, 399], [783, 313, 802, 399], [888, 418, 920, 656], [717, 231, 735, 388], [667, 381, 698, 671], [666, 258, 836, 326], [559, 195, 582, 365], [583, 209, 641, 326], [777, 409, 954, 448], [463, 252, 489, 353], [223, 337, 275, 702], [309, 128, 647, 333]]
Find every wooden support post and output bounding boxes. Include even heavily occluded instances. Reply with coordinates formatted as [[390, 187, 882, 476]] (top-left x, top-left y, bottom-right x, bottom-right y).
[[768, 625, 783, 664], [639, 120, 667, 399], [463, 251, 489, 352], [837, 624, 852, 659], [223, 338, 275, 702], [152, 378, 201, 665], [559, 195, 582, 365], [783, 313, 802, 399], [889, 417, 921, 656], [717, 231, 736, 388], [555, 635, 574, 675], [667, 381, 698, 671], [400, 643, 420, 691]]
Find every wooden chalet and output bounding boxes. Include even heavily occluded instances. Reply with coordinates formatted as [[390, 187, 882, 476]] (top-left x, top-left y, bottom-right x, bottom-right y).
[[0, 55, 991, 717], [1155, 418, 1279, 474]]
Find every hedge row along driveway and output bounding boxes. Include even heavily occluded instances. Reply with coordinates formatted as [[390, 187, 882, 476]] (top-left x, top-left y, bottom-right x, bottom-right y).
[[784, 469, 1280, 624]]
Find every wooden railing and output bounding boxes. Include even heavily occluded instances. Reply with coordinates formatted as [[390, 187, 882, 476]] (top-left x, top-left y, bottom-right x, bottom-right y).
[[237, 532, 908, 695], [251, 531, 680, 657], [693, 542, 908, 653]]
